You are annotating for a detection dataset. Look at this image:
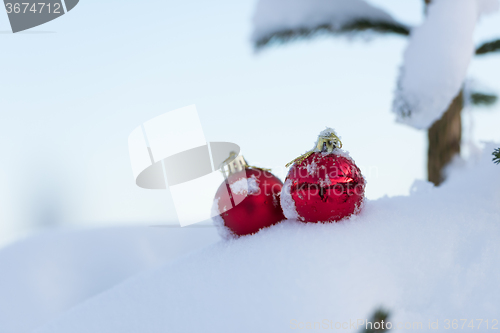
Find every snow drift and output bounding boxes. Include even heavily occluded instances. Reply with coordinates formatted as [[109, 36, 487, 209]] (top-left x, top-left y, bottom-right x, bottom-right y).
[[0, 226, 219, 333], [32, 144, 500, 333]]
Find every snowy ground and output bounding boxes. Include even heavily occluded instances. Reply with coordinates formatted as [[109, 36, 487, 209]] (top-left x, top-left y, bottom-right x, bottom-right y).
[[0, 143, 494, 333], [0, 226, 219, 333]]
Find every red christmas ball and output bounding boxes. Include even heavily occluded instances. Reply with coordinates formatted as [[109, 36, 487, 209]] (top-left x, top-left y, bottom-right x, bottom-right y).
[[281, 130, 365, 223], [213, 167, 285, 238]]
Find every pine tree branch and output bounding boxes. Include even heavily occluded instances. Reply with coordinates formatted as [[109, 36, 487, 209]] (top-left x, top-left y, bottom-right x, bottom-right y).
[[255, 20, 410, 49], [470, 92, 498, 107], [476, 39, 500, 55], [360, 308, 390, 333], [493, 148, 500, 165], [344, 20, 410, 36]]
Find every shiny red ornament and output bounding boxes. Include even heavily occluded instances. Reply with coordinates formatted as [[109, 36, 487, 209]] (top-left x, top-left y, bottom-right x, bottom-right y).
[[281, 130, 365, 223], [214, 165, 285, 237]]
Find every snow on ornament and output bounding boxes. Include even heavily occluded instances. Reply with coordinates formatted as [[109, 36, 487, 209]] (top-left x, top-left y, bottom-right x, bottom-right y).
[[281, 128, 365, 223], [212, 153, 285, 238]]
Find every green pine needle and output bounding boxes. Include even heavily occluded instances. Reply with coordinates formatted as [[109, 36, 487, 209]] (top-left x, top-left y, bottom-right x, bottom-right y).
[[493, 148, 500, 165], [476, 39, 500, 55], [343, 20, 410, 36], [470, 92, 498, 107], [361, 308, 390, 333], [255, 20, 409, 49]]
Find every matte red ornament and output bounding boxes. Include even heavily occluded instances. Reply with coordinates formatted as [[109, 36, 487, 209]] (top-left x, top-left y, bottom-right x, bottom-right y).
[[213, 157, 285, 238], [281, 129, 365, 223]]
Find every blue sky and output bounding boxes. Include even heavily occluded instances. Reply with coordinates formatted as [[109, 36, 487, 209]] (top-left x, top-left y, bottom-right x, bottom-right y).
[[0, 0, 499, 246]]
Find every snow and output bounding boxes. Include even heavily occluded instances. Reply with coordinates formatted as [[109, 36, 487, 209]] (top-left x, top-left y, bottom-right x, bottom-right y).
[[211, 198, 234, 240], [252, 0, 403, 45], [26, 143, 500, 333], [0, 226, 219, 333], [247, 176, 260, 194], [477, 0, 500, 13], [229, 175, 260, 195], [318, 127, 340, 140], [393, 0, 499, 129], [306, 161, 317, 175], [280, 178, 299, 220]]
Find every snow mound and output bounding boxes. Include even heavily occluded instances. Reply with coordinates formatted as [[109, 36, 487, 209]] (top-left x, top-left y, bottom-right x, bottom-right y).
[[0, 226, 219, 333], [252, 0, 405, 46], [393, 0, 499, 129], [33, 144, 500, 333]]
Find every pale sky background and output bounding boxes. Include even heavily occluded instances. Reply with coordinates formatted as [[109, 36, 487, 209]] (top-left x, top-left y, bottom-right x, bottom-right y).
[[0, 0, 499, 247]]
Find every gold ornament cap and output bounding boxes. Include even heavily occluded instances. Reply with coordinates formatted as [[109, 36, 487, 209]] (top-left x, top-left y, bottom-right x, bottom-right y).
[[285, 128, 342, 168], [220, 151, 271, 176], [220, 151, 247, 175], [314, 128, 342, 153]]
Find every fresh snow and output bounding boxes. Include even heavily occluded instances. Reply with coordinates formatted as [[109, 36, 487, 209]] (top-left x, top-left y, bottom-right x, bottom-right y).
[[252, 0, 403, 44], [229, 175, 260, 195], [0, 226, 219, 333], [318, 127, 340, 139], [306, 161, 317, 175], [280, 178, 299, 220], [211, 197, 232, 240], [393, 0, 499, 129], [29, 144, 500, 333]]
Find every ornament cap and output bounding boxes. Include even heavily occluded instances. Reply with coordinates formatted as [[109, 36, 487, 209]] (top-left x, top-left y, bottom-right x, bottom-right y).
[[315, 129, 342, 153], [220, 151, 271, 176], [285, 128, 343, 168], [220, 151, 247, 175]]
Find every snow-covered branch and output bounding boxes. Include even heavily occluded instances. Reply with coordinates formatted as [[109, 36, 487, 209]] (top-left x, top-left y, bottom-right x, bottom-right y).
[[393, 0, 499, 129], [251, 0, 409, 49]]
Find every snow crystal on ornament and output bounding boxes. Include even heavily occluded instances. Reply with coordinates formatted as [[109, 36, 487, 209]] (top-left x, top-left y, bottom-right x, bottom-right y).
[[229, 175, 260, 195], [329, 147, 353, 160], [280, 178, 300, 220], [318, 127, 339, 138], [247, 176, 260, 194], [306, 161, 317, 175]]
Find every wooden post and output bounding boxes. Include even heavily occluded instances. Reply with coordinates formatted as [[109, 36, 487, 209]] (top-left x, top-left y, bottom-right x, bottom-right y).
[[427, 91, 463, 185], [424, 0, 463, 186]]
